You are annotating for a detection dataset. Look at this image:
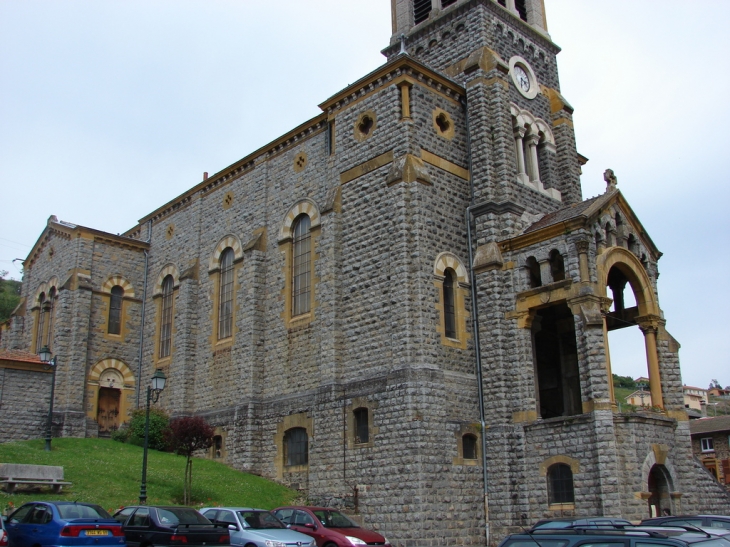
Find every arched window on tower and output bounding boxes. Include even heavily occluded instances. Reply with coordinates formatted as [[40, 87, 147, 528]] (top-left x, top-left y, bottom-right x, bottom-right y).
[[515, 0, 528, 21], [443, 269, 457, 338], [35, 292, 46, 353], [547, 463, 575, 505], [414, 0, 432, 24], [218, 248, 235, 340], [108, 286, 124, 335], [159, 275, 174, 358], [284, 427, 308, 467], [292, 215, 312, 317]]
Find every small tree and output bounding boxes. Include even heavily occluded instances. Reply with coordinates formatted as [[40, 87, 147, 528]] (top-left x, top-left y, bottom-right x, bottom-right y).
[[127, 407, 171, 450], [167, 416, 215, 505]]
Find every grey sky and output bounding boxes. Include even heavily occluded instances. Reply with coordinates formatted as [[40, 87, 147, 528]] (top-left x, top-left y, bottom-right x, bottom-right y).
[[1, 1, 727, 390]]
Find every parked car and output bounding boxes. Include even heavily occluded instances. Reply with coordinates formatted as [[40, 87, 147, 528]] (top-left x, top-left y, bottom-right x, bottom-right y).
[[530, 517, 632, 530], [271, 507, 390, 547], [3, 501, 125, 547], [201, 507, 315, 547], [1, 512, 8, 547], [642, 517, 730, 531], [498, 525, 730, 547], [113, 506, 229, 547]]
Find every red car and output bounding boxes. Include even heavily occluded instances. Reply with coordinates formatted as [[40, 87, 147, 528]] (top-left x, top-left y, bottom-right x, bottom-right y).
[[271, 507, 390, 547]]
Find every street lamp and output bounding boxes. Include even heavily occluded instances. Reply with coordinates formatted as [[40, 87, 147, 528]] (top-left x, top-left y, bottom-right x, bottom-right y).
[[38, 345, 58, 452], [139, 368, 167, 505]]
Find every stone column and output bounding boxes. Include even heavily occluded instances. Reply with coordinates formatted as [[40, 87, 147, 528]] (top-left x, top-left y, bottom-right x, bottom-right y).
[[525, 133, 541, 184], [575, 240, 590, 284], [538, 259, 551, 285], [637, 316, 664, 409], [514, 127, 528, 185]]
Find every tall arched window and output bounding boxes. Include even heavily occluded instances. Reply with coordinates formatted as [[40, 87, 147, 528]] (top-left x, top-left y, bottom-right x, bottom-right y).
[[159, 275, 174, 358], [35, 292, 46, 353], [284, 427, 308, 467], [443, 269, 456, 339], [218, 248, 235, 340], [45, 287, 57, 349], [547, 463, 575, 505], [292, 215, 311, 317], [108, 286, 124, 335]]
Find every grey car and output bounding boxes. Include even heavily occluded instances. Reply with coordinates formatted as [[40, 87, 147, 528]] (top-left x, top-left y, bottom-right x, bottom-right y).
[[201, 508, 315, 547]]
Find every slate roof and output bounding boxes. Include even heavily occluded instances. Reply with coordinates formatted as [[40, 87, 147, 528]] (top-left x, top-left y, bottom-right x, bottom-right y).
[[689, 416, 730, 435], [524, 192, 612, 234]]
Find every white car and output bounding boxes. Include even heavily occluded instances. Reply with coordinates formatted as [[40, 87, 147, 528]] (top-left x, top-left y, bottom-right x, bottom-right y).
[[201, 508, 315, 547]]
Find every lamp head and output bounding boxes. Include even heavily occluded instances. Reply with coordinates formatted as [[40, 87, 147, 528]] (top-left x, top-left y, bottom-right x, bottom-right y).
[[151, 368, 167, 393], [39, 346, 52, 363]]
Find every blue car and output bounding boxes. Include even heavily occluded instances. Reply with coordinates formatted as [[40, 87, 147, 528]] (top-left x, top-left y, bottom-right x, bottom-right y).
[[4, 502, 126, 547]]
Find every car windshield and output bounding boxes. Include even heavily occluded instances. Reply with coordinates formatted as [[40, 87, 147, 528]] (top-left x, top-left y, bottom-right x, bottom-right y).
[[238, 511, 285, 529], [57, 505, 112, 520], [312, 510, 359, 529], [502, 541, 569, 547], [157, 509, 211, 526]]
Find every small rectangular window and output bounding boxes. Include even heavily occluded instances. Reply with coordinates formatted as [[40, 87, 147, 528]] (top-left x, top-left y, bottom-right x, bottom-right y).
[[701, 437, 714, 452], [327, 120, 335, 155], [354, 408, 369, 444]]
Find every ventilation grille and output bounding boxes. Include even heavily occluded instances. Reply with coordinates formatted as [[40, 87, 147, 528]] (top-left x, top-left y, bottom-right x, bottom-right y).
[[515, 0, 528, 21], [414, 0, 432, 24]]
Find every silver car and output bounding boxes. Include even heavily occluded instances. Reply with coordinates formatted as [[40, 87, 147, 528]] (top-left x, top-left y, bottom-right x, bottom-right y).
[[200, 508, 315, 547]]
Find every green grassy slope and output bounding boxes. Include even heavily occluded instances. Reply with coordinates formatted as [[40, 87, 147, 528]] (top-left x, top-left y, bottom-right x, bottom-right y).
[[0, 438, 297, 514]]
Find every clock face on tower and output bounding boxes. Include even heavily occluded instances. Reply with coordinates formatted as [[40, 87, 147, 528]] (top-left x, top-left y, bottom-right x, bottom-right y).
[[509, 56, 538, 100], [514, 66, 530, 92]]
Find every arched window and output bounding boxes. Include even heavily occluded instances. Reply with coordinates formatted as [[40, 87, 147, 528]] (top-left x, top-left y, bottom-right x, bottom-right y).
[[462, 434, 477, 460], [159, 275, 174, 358], [108, 286, 124, 335], [549, 250, 565, 282], [284, 427, 308, 467], [35, 292, 46, 353], [354, 408, 369, 444], [443, 269, 457, 338], [292, 215, 311, 317], [45, 287, 57, 349], [526, 256, 541, 288], [414, 0, 431, 24], [218, 248, 235, 340], [547, 463, 575, 505]]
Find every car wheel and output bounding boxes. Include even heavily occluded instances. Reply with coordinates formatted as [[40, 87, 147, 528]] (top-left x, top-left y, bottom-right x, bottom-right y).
[[324, 542, 338, 547], [245, 543, 258, 547]]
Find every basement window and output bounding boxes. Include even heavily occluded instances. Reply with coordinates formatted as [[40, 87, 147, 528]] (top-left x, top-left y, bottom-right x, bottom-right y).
[[414, 0, 432, 24]]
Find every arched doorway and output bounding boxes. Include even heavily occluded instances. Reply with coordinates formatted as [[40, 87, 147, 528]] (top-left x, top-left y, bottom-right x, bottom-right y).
[[648, 464, 672, 517], [86, 358, 136, 437], [97, 368, 124, 433]]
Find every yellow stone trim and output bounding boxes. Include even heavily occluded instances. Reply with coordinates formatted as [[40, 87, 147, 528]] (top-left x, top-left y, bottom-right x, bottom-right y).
[[278, 200, 322, 243], [453, 424, 481, 466], [340, 151, 395, 185], [222, 191, 235, 210], [208, 427, 228, 461], [86, 358, 136, 428], [596, 247, 660, 317], [398, 82, 412, 120], [165, 224, 175, 240], [293, 151, 308, 173], [582, 398, 613, 413], [433, 252, 470, 350], [512, 410, 537, 423], [346, 397, 379, 449], [208, 235, 244, 273], [420, 150, 469, 180], [274, 412, 313, 479], [101, 275, 136, 298], [153, 264, 180, 296], [652, 444, 669, 466], [539, 455, 580, 476], [553, 118, 574, 128]]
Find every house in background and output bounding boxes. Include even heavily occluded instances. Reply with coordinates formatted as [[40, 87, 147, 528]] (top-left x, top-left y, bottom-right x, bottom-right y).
[[689, 416, 730, 490], [683, 385, 708, 418]]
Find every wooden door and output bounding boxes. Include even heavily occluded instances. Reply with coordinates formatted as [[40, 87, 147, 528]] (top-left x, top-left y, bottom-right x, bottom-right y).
[[97, 387, 121, 433]]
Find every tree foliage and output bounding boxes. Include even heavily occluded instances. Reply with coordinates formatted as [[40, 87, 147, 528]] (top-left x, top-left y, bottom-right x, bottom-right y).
[[126, 407, 171, 451], [166, 416, 215, 505], [0, 271, 22, 323], [612, 374, 637, 389]]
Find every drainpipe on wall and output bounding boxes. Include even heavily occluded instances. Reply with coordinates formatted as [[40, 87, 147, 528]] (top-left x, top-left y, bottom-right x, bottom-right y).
[[462, 93, 490, 546], [136, 220, 152, 407]]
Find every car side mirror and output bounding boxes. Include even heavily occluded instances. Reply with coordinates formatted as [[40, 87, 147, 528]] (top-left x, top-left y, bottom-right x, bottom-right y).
[[304, 523, 317, 530], [228, 525, 238, 531]]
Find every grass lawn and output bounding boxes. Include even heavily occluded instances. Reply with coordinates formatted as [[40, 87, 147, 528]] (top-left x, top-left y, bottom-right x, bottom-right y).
[[0, 438, 298, 515]]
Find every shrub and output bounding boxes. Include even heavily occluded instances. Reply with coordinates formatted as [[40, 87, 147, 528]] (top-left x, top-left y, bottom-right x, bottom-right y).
[[127, 407, 171, 451], [111, 425, 130, 443]]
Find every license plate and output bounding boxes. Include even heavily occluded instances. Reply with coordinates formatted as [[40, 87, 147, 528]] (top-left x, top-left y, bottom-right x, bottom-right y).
[[85, 530, 110, 536]]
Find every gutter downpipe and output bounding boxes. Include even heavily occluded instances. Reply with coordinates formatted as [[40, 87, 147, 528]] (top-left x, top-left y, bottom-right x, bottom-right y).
[[462, 93, 490, 546], [136, 220, 152, 407]]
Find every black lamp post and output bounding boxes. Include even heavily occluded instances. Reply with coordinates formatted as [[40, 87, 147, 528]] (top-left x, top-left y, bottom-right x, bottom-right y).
[[139, 368, 167, 505], [38, 345, 58, 452]]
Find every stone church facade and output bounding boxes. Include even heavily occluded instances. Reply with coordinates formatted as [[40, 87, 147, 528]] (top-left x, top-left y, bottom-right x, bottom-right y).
[[2, 0, 729, 544]]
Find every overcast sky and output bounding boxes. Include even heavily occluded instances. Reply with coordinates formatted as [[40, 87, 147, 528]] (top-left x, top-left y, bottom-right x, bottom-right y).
[[1, 1, 727, 391]]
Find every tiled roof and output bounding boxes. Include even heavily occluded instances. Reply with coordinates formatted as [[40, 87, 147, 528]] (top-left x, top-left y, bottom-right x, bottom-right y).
[[0, 349, 43, 364], [524, 192, 611, 234], [689, 415, 730, 435]]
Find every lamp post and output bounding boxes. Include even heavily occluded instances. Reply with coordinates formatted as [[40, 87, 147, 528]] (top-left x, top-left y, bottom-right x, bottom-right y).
[[38, 345, 58, 452], [139, 368, 167, 505]]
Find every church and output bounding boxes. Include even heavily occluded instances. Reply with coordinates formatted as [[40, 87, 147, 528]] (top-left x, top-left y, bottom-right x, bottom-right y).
[[2, 0, 729, 544]]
